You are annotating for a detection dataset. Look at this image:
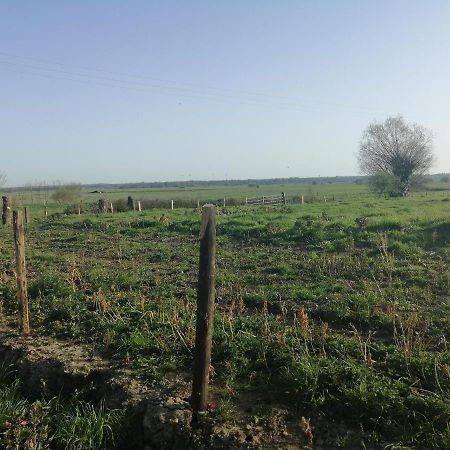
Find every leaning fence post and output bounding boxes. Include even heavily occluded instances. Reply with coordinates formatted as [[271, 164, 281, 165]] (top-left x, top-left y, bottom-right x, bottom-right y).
[[2, 196, 10, 225], [192, 204, 216, 416], [13, 211, 30, 335]]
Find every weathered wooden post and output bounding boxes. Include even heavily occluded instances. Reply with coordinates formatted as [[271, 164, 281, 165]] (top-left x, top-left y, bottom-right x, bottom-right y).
[[24, 207, 30, 224], [192, 204, 216, 416], [127, 196, 135, 211], [245, 197, 248, 205], [44, 202, 48, 218], [98, 199, 106, 213], [282, 192, 287, 205], [223, 198, 226, 207], [301, 195, 304, 205], [262, 195, 265, 205], [197, 200, 200, 209], [171, 200, 174, 210], [78, 204, 81, 215], [137, 201, 141, 212], [13, 211, 30, 335], [110, 202, 114, 213], [2, 196, 10, 225]]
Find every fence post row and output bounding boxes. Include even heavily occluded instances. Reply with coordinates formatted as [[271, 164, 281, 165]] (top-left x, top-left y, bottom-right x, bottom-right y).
[[13, 211, 30, 335], [192, 204, 217, 417]]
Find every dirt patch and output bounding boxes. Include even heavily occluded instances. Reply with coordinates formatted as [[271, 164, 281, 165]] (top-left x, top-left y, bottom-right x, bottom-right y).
[[0, 319, 381, 449]]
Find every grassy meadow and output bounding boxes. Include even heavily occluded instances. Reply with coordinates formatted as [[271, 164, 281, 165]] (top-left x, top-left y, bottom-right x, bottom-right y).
[[1, 181, 450, 448]]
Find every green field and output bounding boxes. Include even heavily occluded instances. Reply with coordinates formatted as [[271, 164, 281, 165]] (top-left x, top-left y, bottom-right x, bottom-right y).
[[1, 183, 450, 448]]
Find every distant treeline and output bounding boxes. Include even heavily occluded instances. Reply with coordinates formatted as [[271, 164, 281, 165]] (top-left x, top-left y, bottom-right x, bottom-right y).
[[84, 176, 369, 190], [6, 173, 449, 192]]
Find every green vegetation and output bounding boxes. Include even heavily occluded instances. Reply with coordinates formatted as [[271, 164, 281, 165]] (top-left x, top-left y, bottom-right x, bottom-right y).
[[1, 182, 450, 448], [0, 363, 124, 450]]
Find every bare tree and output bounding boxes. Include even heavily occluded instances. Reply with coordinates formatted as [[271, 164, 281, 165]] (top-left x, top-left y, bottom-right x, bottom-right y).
[[358, 116, 434, 196]]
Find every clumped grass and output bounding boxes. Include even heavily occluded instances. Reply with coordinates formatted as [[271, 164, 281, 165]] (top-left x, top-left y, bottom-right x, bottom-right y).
[[0, 363, 124, 450]]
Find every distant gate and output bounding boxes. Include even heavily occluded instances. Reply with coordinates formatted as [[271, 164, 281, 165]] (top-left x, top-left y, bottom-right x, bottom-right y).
[[245, 192, 286, 206]]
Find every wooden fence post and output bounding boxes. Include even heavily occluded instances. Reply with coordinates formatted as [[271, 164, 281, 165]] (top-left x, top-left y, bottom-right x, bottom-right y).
[[171, 200, 174, 210], [13, 211, 30, 335], [24, 207, 30, 224], [78, 204, 81, 215], [301, 195, 304, 205], [192, 204, 216, 416], [137, 201, 141, 212], [282, 192, 287, 205], [223, 198, 226, 207], [110, 202, 114, 213], [2, 196, 10, 225], [98, 199, 106, 213]]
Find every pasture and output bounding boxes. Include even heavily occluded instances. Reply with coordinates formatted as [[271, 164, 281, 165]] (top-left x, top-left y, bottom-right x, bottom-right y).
[[1, 182, 450, 449]]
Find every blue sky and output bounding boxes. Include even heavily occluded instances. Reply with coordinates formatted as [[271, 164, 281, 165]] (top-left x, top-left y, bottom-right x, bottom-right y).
[[1, 1, 449, 186]]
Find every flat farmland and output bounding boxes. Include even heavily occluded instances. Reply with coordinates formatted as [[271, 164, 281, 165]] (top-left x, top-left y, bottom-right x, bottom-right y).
[[1, 185, 450, 448]]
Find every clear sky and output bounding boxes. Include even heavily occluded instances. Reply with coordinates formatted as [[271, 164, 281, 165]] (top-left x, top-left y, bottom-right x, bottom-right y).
[[1, 1, 449, 186]]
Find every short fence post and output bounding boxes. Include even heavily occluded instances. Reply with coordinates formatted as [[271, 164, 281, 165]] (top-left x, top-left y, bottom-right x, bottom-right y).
[[2, 196, 10, 225], [197, 200, 200, 209], [44, 202, 48, 218], [262, 195, 265, 205], [24, 207, 30, 224], [78, 204, 81, 215], [137, 201, 142, 212], [223, 198, 226, 208], [13, 211, 30, 335], [98, 199, 106, 213], [171, 200, 174, 210], [282, 192, 286, 205], [127, 196, 134, 211], [301, 195, 304, 205], [192, 204, 216, 417], [110, 202, 114, 213]]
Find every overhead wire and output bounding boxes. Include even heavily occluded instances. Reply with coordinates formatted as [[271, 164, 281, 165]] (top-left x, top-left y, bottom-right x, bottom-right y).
[[0, 50, 387, 115]]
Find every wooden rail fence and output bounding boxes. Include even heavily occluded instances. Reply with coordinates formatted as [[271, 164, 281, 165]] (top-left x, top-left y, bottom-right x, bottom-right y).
[[245, 192, 286, 206]]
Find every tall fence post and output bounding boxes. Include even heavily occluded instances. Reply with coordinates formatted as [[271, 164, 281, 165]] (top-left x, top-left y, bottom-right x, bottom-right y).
[[2, 196, 10, 225], [24, 207, 30, 224], [192, 204, 216, 417], [13, 211, 30, 335]]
